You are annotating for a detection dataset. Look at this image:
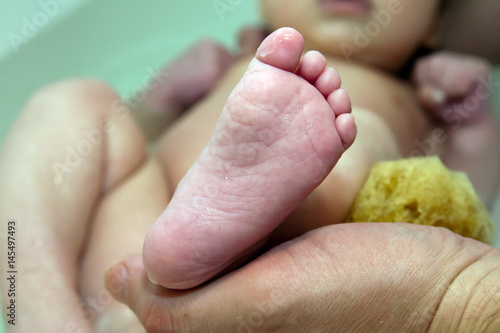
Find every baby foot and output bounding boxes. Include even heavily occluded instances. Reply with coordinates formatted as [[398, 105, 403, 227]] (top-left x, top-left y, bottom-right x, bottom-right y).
[[143, 28, 356, 289], [413, 52, 500, 206]]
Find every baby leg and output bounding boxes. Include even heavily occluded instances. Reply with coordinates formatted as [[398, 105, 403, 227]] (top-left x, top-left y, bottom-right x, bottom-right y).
[[79, 157, 169, 332], [132, 40, 235, 141], [0, 79, 146, 332]]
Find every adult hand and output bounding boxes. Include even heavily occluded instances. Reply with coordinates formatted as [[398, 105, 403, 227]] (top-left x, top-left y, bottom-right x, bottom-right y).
[[106, 223, 500, 332]]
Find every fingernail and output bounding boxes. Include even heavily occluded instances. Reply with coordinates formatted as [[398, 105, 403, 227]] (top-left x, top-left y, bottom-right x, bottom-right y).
[[429, 87, 446, 104], [105, 263, 129, 296], [147, 273, 159, 285], [257, 36, 274, 58], [257, 29, 292, 58]]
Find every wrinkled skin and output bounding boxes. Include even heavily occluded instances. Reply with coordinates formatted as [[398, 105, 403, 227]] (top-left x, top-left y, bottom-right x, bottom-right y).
[[107, 223, 500, 332]]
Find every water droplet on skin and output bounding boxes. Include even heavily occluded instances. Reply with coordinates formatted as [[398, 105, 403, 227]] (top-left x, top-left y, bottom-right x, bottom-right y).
[[282, 33, 293, 41]]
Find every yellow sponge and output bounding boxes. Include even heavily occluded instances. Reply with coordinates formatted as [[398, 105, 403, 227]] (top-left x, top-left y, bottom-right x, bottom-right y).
[[345, 156, 494, 244]]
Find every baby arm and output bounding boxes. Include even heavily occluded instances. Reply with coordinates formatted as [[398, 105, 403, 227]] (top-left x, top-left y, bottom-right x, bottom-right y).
[[132, 25, 267, 141]]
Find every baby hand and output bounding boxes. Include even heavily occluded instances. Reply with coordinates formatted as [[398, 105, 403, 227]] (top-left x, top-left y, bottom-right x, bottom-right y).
[[413, 52, 494, 124]]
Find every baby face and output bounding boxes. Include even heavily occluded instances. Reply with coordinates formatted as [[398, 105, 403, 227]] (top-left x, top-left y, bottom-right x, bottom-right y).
[[260, 0, 440, 70]]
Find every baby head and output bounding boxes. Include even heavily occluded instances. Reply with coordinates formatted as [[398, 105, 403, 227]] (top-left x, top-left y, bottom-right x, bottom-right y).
[[260, 0, 441, 71]]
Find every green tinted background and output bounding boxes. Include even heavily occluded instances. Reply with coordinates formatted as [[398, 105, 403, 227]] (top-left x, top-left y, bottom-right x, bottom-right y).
[[0, 0, 261, 143]]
